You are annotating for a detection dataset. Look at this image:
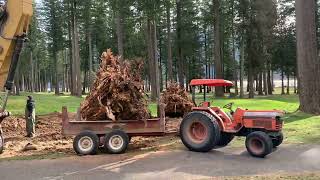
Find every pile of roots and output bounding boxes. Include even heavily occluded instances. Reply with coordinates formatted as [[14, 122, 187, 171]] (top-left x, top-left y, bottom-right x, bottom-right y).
[[161, 82, 194, 117], [80, 49, 150, 121]]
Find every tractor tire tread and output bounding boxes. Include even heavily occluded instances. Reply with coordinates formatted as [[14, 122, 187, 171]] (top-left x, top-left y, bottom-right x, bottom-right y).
[[180, 111, 221, 152]]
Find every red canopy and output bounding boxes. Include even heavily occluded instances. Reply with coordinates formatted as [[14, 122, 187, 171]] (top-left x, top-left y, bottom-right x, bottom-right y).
[[190, 79, 234, 87]]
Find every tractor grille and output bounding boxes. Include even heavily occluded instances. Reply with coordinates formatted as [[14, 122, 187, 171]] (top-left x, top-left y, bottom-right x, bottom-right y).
[[276, 117, 283, 130], [252, 120, 272, 129]]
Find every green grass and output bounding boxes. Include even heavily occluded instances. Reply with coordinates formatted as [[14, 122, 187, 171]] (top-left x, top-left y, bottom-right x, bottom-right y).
[[7, 92, 84, 115]]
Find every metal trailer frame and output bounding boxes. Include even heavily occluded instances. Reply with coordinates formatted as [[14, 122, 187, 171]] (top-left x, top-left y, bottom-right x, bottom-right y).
[[62, 106, 166, 137]]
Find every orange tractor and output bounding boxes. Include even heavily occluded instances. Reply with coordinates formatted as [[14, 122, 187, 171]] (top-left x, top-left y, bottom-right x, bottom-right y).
[[180, 79, 284, 158]]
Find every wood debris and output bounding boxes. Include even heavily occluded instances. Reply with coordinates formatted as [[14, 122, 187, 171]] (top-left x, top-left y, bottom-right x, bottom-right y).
[[161, 82, 194, 117], [80, 49, 150, 121]]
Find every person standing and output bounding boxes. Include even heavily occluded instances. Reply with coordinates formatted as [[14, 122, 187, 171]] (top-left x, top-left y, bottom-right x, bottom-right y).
[[25, 96, 35, 137]]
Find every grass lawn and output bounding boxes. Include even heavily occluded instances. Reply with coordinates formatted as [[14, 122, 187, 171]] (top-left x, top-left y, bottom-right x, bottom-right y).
[[7, 92, 84, 115], [5, 91, 320, 145]]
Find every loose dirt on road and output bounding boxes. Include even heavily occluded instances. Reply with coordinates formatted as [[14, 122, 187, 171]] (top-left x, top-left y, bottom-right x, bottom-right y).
[[1, 113, 181, 159]]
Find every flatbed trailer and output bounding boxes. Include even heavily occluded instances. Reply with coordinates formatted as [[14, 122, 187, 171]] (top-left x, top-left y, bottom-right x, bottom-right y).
[[62, 106, 168, 155]]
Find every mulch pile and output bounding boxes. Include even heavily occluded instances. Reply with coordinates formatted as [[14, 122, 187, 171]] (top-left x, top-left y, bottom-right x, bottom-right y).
[[161, 82, 194, 117], [80, 49, 150, 121]]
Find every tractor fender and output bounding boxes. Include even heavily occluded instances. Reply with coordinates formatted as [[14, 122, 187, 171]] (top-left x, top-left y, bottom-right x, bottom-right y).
[[192, 108, 226, 131], [207, 108, 226, 131]]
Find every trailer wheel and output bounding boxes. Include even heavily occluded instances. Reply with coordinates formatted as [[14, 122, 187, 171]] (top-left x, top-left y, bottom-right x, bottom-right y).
[[104, 130, 129, 154], [180, 111, 221, 152], [73, 131, 99, 155], [272, 132, 284, 148], [0, 133, 4, 154], [216, 132, 234, 147], [246, 131, 273, 158]]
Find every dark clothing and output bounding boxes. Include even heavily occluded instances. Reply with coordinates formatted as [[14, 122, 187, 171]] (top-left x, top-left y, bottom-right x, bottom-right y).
[[26, 99, 35, 114], [25, 99, 36, 137]]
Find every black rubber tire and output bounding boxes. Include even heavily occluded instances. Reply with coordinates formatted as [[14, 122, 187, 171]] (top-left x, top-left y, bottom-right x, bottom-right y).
[[180, 111, 221, 152], [246, 131, 273, 158], [104, 130, 129, 154], [73, 131, 99, 155], [272, 132, 284, 148], [216, 132, 234, 147], [0, 133, 4, 154]]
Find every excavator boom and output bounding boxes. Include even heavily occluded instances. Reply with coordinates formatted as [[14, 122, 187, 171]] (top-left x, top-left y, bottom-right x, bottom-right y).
[[0, 0, 33, 110], [0, 0, 33, 89]]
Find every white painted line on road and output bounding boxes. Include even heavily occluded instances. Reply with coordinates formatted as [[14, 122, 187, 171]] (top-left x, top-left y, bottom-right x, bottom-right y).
[[39, 151, 165, 180], [88, 151, 163, 172]]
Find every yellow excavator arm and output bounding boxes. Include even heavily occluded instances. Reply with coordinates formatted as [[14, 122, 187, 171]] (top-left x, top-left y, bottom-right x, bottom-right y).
[[0, 0, 33, 90]]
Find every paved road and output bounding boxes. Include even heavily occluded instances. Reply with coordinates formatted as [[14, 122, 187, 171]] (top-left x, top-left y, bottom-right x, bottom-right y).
[[1, 144, 320, 180]]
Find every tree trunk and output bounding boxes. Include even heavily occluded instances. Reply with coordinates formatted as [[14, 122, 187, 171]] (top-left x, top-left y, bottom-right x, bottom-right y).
[[146, 19, 160, 101], [287, 74, 290, 95], [294, 75, 297, 94], [14, 63, 20, 95], [240, 37, 245, 98], [70, 4, 76, 95], [176, 0, 184, 88], [30, 51, 34, 93], [115, 2, 124, 60], [281, 69, 285, 95], [231, 0, 238, 96], [166, 1, 173, 82], [267, 64, 273, 95], [296, 0, 320, 114], [213, 0, 224, 97], [88, 29, 94, 87], [54, 52, 60, 95], [258, 72, 263, 95], [263, 69, 268, 95], [248, 64, 254, 98], [73, 0, 82, 97]]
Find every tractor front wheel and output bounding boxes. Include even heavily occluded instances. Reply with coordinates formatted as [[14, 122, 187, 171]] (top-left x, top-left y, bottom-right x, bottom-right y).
[[272, 132, 284, 148], [180, 111, 221, 152], [246, 131, 273, 158]]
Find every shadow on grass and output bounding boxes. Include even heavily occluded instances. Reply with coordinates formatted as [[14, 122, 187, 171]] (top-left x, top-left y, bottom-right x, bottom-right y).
[[284, 111, 314, 123], [261, 94, 299, 104]]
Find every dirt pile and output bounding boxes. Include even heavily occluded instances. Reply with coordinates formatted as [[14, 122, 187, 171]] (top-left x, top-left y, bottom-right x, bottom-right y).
[[80, 49, 150, 121], [1, 113, 73, 158], [161, 82, 194, 117]]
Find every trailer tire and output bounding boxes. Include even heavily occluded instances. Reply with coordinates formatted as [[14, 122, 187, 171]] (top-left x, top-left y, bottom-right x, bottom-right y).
[[272, 132, 283, 148], [246, 131, 273, 158], [104, 130, 129, 154], [73, 131, 99, 155], [180, 111, 221, 152], [0, 133, 4, 154], [216, 132, 234, 147]]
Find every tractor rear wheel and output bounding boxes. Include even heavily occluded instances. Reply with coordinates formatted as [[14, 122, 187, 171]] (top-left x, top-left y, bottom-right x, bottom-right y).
[[0, 133, 4, 154], [216, 132, 234, 147], [246, 131, 273, 158], [272, 132, 283, 148], [180, 111, 221, 152]]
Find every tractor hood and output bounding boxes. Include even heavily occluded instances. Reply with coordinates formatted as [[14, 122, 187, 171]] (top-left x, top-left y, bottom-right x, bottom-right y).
[[243, 111, 284, 119]]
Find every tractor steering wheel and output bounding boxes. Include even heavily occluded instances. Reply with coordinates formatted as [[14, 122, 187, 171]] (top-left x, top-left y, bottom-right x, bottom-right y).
[[223, 102, 234, 112]]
